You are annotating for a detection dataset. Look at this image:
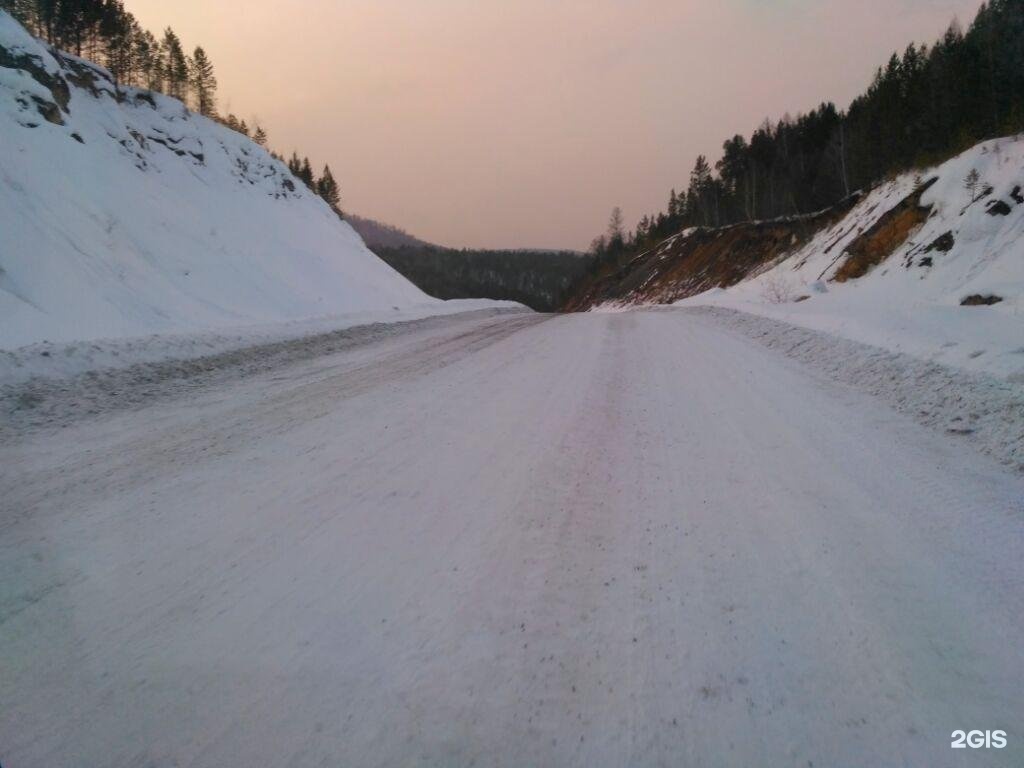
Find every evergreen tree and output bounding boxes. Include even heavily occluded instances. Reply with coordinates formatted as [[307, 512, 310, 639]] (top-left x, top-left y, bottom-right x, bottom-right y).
[[189, 46, 217, 116], [93, 1, 128, 83], [607, 207, 624, 242], [52, 0, 103, 56], [316, 165, 341, 210], [252, 125, 268, 146], [689, 155, 713, 226], [601, 206, 626, 263], [964, 167, 981, 199], [716, 135, 750, 220], [138, 28, 162, 90], [635, 214, 650, 242], [161, 27, 188, 102], [299, 157, 315, 188]]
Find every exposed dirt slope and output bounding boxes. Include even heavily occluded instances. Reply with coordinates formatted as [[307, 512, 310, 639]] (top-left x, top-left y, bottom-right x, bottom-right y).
[[833, 178, 936, 282], [563, 198, 859, 311]]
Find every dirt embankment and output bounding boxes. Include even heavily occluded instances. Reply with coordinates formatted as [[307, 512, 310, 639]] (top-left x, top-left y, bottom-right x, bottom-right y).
[[833, 178, 936, 282], [563, 198, 859, 311]]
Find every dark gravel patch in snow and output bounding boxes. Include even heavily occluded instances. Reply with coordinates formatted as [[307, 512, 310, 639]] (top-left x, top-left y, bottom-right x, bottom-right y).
[[685, 306, 1024, 472]]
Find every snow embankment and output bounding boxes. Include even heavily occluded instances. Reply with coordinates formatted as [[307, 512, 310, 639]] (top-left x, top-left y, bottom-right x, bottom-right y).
[[0, 12, 517, 366], [678, 137, 1024, 382], [0, 301, 523, 387], [1, 307, 532, 437], [682, 306, 1023, 472]]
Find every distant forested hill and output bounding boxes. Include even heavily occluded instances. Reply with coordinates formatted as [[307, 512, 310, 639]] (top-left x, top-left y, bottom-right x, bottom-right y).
[[346, 214, 435, 250], [373, 245, 593, 312], [347, 214, 593, 311]]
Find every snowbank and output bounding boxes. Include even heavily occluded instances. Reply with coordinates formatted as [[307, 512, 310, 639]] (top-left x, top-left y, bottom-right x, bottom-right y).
[[0, 12, 511, 353], [682, 306, 1023, 472], [0, 300, 522, 386], [677, 137, 1024, 381]]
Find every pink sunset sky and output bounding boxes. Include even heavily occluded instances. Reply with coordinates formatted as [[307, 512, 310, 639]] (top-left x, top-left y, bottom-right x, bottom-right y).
[[128, 0, 984, 250]]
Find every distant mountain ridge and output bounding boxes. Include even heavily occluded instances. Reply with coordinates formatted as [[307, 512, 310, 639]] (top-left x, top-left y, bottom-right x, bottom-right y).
[[346, 214, 592, 312], [346, 214, 436, 250], [372, 245, 593, 312]]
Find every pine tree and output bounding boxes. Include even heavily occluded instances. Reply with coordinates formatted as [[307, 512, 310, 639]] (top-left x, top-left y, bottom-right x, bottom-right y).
[[139, 29, 162, 91], [189, 46, 217, 116], [316, 165, 341, 210], [252, 125, 268, 146], [52, 0, 104, 56], [605, 206, 625, 258], [161, 27, 188, 102], [97, 0, 133, 85], [964, 167, 981, 199], [689, 155, 712, 191], [299, 157, 315, 189], [635, 214, 650, 242], [689, 155, 713, 226]]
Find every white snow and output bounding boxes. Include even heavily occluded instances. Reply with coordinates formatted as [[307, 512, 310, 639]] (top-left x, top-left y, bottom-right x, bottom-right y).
[[676, 137, 1024, 381], [0, 300, 521, 387], [0, 12, 515, 354], [2, 309, 1022, 766], [680, 305, 1024, 471]]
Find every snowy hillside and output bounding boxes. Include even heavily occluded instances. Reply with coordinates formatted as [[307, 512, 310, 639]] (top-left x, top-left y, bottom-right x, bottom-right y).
[[678, 137, 1024, 379], [0, 12, 441, 351]]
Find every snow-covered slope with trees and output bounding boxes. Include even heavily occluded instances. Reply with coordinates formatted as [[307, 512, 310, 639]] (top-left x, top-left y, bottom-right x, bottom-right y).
[[678, 137, 1024, 379], [0, 11, 439, 351]]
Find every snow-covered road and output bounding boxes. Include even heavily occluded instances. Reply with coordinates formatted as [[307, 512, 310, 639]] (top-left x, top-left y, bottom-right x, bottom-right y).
[[2, 309, 1022, 767]]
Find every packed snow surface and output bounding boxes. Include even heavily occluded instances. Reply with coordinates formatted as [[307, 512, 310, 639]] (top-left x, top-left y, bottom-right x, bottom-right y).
[[675, 137, 1024, 380], [0, 12, 489, 351], [3, 310, 1022, 767]]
